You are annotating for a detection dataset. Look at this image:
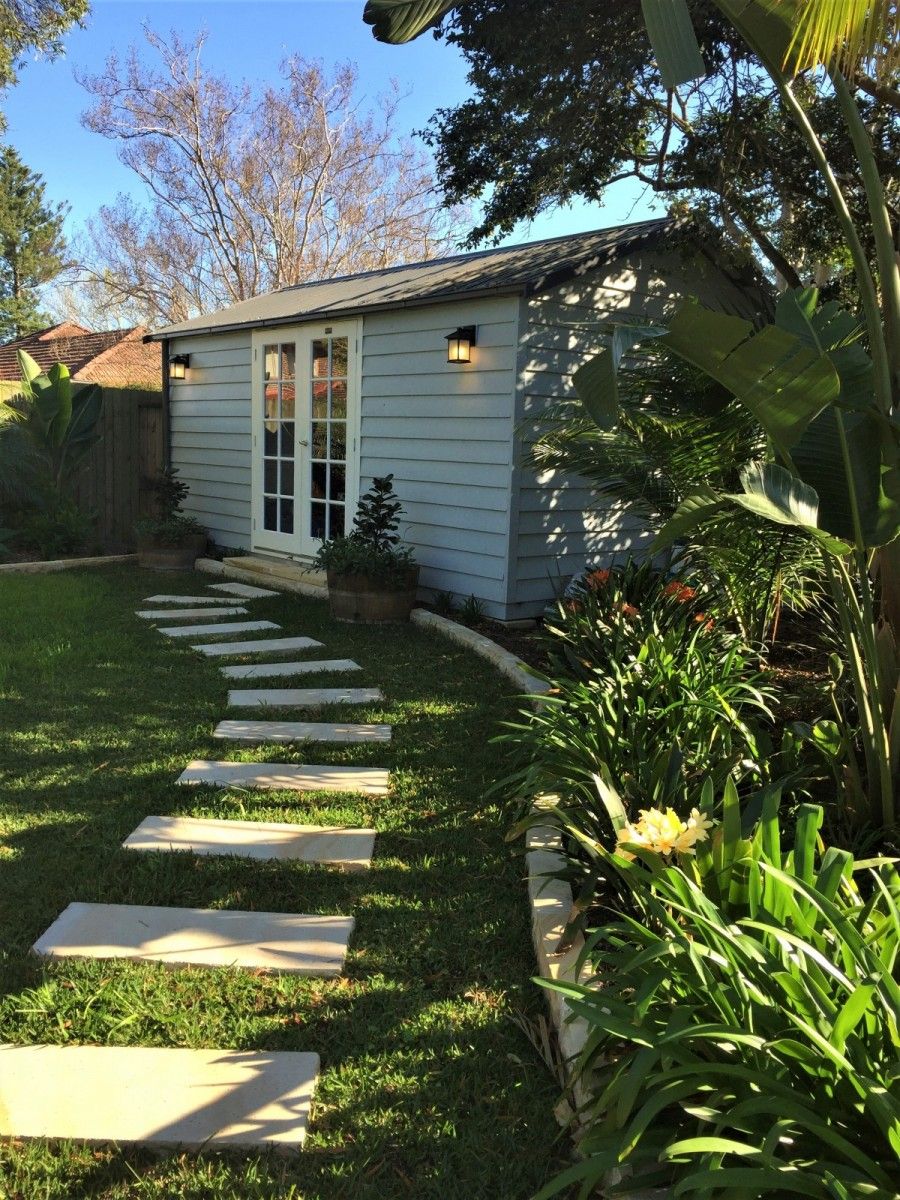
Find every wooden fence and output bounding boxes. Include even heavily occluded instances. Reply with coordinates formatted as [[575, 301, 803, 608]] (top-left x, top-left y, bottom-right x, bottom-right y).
[[73, 388, 166, 551]]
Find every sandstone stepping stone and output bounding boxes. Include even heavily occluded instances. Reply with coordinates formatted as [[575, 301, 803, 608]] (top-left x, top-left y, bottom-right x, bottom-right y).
[[212, 720, 391, 744], [221, 659, 361, 680], [193, 635, 324, 657], [178, 758, 391, 794], [137, 606, 248, 620], [162, 620, 280, 639], [228, 687, 383, 709], [209, 581, 278, 598], [0, 1044, 319, 1149], [144, 595, 240, 604], [123, 814, 375, 869], [33, 901, 353, 975]]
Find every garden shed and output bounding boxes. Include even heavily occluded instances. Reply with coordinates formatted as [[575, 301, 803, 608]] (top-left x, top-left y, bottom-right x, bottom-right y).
[[149, 218, 763, 621]]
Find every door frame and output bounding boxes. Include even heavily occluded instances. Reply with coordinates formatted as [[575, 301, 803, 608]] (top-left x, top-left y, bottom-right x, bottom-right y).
[[250, 319, 362, 559]]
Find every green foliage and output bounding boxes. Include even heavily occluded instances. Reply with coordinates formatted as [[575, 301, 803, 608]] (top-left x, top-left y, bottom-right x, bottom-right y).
[[134, 467, 204, 544], [317, 474, 416, 588], [459, 593, 485, 625], [0, 350, 102, 499], [0, 145, 68, 338], [536, 798, 900, 1199], [16, 497, 93, 559], [0, 0, 87, 104], [432, 588, 457, 615]]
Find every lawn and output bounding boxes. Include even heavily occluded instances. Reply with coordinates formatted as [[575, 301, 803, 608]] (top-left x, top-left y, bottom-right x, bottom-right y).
[[0, 567, 566, 1200]]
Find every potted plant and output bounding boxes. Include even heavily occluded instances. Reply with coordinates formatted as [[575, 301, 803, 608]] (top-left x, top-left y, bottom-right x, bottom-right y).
[[135, 467, 207, 570], [316, 474, 419, 622]]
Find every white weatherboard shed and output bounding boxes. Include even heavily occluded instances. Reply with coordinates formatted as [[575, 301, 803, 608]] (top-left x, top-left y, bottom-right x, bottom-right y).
[[150, 220, 762, 621]]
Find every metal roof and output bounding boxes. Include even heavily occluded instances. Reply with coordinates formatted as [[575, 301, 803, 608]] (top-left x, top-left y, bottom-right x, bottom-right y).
[[149, 218, 673, 341]]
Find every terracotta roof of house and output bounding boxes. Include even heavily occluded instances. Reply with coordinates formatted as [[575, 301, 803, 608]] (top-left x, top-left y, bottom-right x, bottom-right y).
[[150, 218, 677, 339], [0, 323, 161, 389]]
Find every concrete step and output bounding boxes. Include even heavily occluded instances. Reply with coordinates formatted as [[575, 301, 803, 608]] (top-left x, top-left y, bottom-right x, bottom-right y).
[[144, 595, 240, 604], [177, 758, 391, 794], [208, 581, 279, 598], [33, 901, 353, 976], [227, 687, 383, 709], [220, 659, 361, 680], [0, 1043, 319, 1150], [123, 814, 375, 869], [193, 635, 324, 658], [222, 555, 326, 589], [161, 620, 280, 639], [137, 606, 247, 620], [212, 720, 391, 745]]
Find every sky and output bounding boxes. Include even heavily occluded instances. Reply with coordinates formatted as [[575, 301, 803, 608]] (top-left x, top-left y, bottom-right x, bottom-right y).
[[3, 0, 663, 261]]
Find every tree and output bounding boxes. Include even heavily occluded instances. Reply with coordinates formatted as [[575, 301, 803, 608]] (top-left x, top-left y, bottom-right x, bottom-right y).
[[0, 0, 88, 118], [363, 1, 898, 295], [72, 30, 467, 326], [0, 145, 68, 340]]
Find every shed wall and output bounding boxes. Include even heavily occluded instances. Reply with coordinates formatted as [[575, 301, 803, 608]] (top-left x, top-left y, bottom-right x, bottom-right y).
[[510, 249, 765, 617]]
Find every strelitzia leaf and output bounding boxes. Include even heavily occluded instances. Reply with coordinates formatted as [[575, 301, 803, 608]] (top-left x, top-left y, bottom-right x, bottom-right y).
[[572, 323, 667, 430], [362, 0, 454, 43], [640, 0, 707, 88]]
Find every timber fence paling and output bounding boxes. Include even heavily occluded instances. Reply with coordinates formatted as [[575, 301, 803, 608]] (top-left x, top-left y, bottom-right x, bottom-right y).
[[72, 388, 165, 552]]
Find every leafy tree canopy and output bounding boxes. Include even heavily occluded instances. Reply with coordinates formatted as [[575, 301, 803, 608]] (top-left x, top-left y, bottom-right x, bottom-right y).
[[0, 145, 68, 340], [419, 0, 898, 289], [0, 0, 88, 111]]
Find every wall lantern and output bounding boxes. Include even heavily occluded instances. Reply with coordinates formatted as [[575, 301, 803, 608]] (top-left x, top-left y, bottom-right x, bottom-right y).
[[169, 353, 190, 380], [445, 325, 476, 364]]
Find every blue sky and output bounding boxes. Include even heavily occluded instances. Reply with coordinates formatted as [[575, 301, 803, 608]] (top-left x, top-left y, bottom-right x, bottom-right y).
[[3, 0, 663, 253]]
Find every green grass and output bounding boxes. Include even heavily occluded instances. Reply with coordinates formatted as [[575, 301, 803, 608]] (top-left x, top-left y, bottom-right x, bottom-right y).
[[0, 568, 566, 1199]]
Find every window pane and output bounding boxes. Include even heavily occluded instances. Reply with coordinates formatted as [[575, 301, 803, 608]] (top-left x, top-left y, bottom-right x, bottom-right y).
[[331, 338, 348, 378], [310, 501, 326, 540], [264, 345, 278, 380], [312, 381, 328, 418], [280, 344, 295, 381], [265, 383, 278, 422], [328, 503, 345, 538], [330, 422, 346, 463], [330, 380, 346, 419], [264, 425, 277, 455], [311, 422, 327, 459], [280, 498, 294, 534], [264, 496, 277, 530], [312, 340, 328, 377], [311, 461, 327, 498], [280, 421, 294, 456], [330, 464, 346, 502], [264, 459, 277, 493], [280, 460, 294, 495], [280, 384, 295, 420]]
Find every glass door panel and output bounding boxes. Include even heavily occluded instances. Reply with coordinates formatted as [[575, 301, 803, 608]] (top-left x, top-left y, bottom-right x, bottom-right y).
[[261, 340, 296, 538], [306, 335, 348, 546]]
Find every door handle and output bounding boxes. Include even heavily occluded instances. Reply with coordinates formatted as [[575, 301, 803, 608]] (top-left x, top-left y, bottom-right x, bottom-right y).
[[298, 438, 309, 446]]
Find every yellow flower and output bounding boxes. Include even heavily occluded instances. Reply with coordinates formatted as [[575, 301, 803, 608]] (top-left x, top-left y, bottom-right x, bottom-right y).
[[615, 806, 713, 860]]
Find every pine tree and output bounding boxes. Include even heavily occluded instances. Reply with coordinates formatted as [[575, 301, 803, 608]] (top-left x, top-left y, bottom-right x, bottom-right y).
[[0, 146, 68, 341]]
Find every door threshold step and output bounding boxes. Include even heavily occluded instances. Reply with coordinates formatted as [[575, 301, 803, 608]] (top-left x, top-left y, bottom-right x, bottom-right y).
[[162, 620, 280, 639], [144, 595, 240, 604], [193, 635, 324, 657], [228, 687, 383, 709], [33, 901, 353, 975], [177, 758, 391, 794], [0, 1044, 319, 1150], [212, 719, 391, 744], [220, 659, 361, 680], [137, 606, 247, 620], [222, 556, 326, 588], [123, 814, 375, 869], [208, 581, 279, 598]]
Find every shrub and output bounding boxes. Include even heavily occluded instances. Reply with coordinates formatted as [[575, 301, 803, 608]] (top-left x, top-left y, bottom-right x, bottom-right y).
[[316, 474, 416, 589], [16, 498, 94, 559], [134, 467, 205, 544], [537, 795, 900, 1199]]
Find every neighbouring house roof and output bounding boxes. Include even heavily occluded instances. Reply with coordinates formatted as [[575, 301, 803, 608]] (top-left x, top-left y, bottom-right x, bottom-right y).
[[0, 323, 161, 389], [149, 217, 689, 340]]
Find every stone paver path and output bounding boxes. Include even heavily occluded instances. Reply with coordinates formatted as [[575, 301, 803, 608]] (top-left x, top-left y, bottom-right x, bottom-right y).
[[209, 581, 278, 598], [177, 758, 391, 794], [0, 1044, 319, 1149], [212, 719, 392, 745], [193, 635, 323, 657], [144, 594, 239, 604], [220, 659, 361, 679], [137, 606, 248, 620], [123, 814, 375, 868], [33, 902, 354, 975], [227, 686, 383, 709], [162, 619, 279, 639]]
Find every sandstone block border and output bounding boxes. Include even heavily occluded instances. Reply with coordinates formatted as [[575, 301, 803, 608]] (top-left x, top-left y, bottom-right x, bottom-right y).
[[0, 553, 136, 575], [196, 556, 328, 600]]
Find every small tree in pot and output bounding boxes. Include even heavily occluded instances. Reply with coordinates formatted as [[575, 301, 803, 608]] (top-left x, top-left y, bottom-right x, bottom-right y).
[[316, 474, 419, 622], [135, 467, 207, 569]]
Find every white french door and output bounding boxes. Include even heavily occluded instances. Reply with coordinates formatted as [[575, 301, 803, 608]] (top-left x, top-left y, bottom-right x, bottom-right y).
[[251, 321, 360, 558]]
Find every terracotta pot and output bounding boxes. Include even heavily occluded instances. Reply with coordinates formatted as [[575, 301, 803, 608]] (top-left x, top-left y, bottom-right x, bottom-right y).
[[137, 532, 208, 571], [327, 565, 419, 623]]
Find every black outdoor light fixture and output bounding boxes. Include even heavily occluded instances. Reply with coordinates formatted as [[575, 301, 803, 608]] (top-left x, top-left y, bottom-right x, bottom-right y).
[[445, 325, 476, 364], [169, 353, 190, 380]]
